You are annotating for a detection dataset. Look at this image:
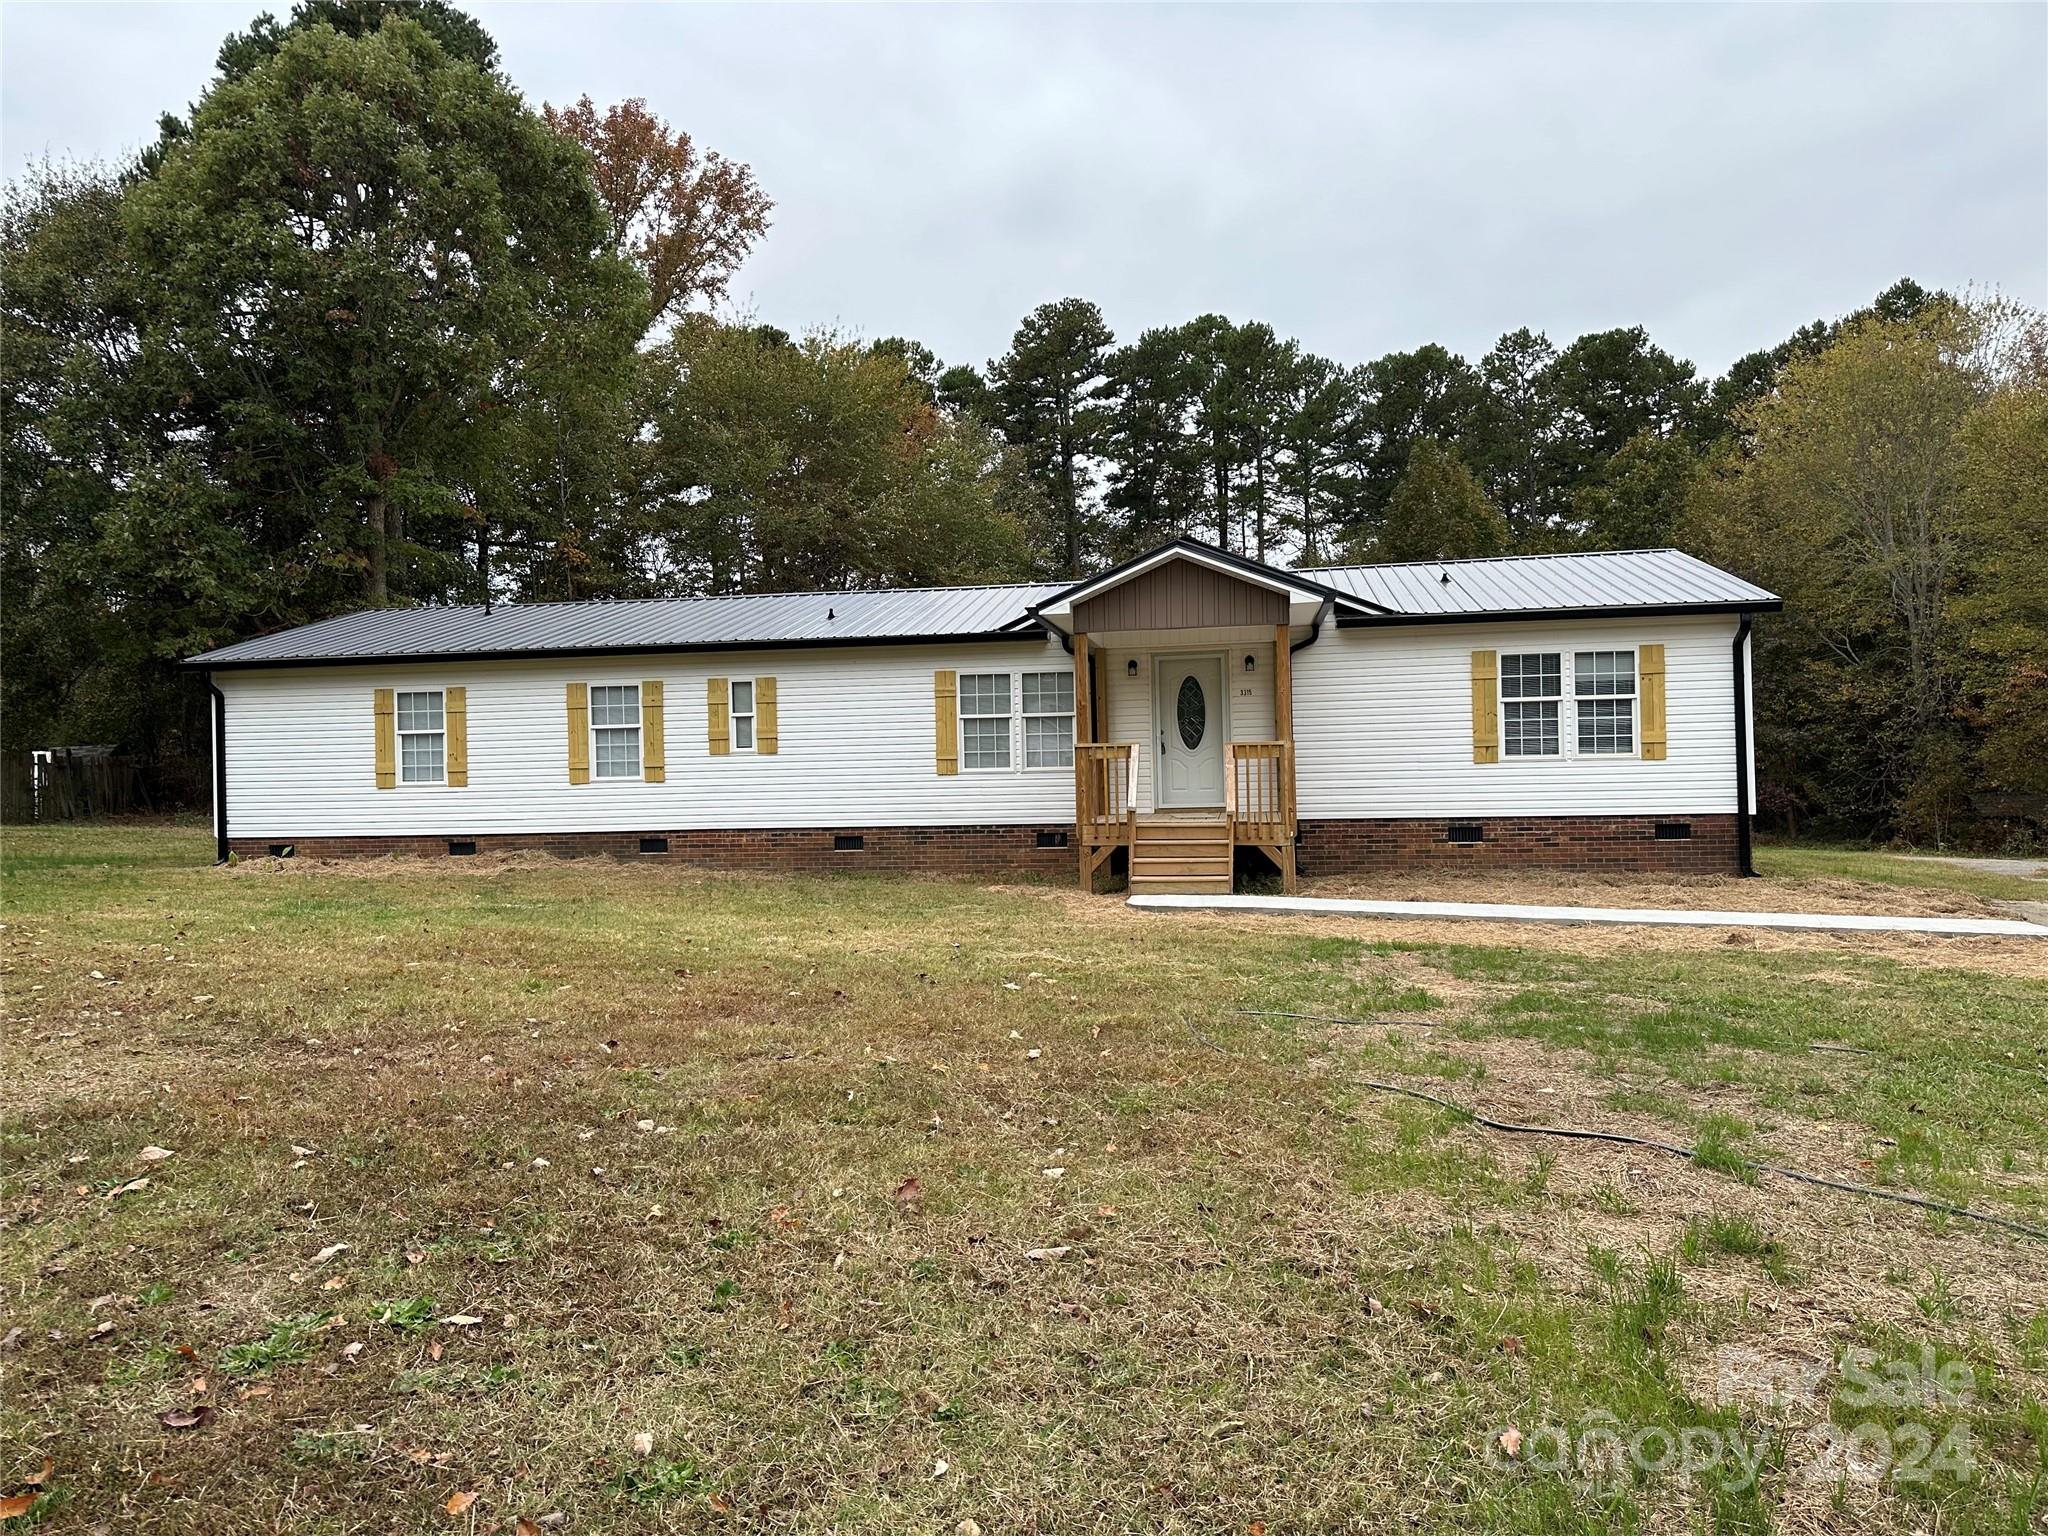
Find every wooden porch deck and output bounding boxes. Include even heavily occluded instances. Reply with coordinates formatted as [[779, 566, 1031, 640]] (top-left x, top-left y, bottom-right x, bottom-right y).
[[1076, 740, 1296, 895]]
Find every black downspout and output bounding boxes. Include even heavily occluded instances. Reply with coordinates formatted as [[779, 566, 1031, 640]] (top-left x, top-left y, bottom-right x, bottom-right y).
[[207, 674, 229, 865], [1290, 597, 1333, 654], [1731, 615, 1755, 877]]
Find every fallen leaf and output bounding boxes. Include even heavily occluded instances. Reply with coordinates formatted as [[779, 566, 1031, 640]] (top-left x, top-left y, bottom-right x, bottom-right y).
[[0, 1495, 38, 1520], [444, 1490, 477, 1516], [930, 1459, 949, 1479], [22, 1460, 52, 1490], [1500, 1334, 1525, 1355], [1024, 1246, 1071, 1262], [1498, 1426, 1523, 1458], [427, 1339, 444, 1361], [138, 1146, 175, 1163], [158, 1406, 213, 1431], [340, 1342, 364, 1360], [516, 1520, 541, 1536], [104, 1177, 149, 1201], [441, 1314, 484, 1328], [957, 1522, 983, 1536], [406, 1250, 427, 1265], [893, 1176, 922, 1205], [631, 1432, 654, 1457], [314, 1243, 350, 1264]]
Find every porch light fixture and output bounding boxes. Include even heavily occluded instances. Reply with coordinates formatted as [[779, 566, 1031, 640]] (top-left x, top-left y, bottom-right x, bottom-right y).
[[1126, 659, 1139, 677], [1244, 653, 1256, 673]]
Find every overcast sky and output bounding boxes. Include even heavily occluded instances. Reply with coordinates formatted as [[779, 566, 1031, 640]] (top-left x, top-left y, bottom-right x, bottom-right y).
[[4, 3, 2042, 378]]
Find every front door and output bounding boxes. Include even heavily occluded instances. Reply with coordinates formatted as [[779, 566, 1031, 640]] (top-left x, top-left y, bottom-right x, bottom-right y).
[[1154, 655, 1226, 808]]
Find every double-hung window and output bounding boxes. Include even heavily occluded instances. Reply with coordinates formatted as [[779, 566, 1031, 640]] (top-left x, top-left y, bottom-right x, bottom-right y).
[[1500, 653, 1562, 757], [590, 684, 642, 779], [396, 690, 445, 784], [730, 679, 757, 752], [1574, 650, 1637, 755], [1021, 671, 1075, 768], [959, 673, 1012, 771]]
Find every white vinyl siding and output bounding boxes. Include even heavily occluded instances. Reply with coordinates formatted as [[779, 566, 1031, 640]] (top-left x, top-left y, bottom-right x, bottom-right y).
[[1294, 618, 1739, 817], [220, 639, 1073, 837]]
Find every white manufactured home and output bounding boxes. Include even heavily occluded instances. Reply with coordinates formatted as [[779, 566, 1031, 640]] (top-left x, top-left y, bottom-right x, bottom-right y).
[[186, 539, 1780, 891]]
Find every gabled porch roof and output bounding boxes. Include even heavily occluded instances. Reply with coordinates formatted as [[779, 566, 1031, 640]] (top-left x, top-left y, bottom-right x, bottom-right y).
[[1028, 538, 1387, 633]]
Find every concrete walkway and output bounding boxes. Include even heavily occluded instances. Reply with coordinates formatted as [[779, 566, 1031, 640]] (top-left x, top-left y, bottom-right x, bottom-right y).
[[1127, 892, 2048, 938], [1901, 854, 2048, 880]]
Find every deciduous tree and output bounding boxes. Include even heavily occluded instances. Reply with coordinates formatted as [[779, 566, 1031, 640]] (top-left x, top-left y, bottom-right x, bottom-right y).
[[545, 96, 771, 337]]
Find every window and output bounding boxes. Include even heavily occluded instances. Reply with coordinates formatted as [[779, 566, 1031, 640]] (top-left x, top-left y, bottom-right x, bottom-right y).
[[590, 684, 642, 779], [959, 673, 1011, 771], [1574, 650, 1636, 755], [1500, 653, 1561, 757], [730, 679, 756, 752], [1021, 670, 1075, 769], [396, 689, 445, 783]]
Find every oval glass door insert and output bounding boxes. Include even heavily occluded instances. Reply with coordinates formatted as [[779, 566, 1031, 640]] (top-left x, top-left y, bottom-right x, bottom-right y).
[[1176, 674, 1207, 749]]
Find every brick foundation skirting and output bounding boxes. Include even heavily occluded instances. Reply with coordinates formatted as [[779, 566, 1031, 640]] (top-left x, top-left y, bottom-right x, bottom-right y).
[[1295, 814, 1741, 876], [233, 813, 1740, 877], [228, 824, 1076, 877]]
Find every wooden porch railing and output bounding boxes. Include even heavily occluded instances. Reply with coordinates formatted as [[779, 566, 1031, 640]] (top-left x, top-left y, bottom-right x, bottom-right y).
[[1226, 740, 1295, 848], [1075, 742, 1137, 887]]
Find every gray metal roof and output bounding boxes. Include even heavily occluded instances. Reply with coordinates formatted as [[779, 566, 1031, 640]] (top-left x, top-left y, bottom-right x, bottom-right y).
[[187, 581, 1064, 668], [187, 546, 1775, 669], [1304, 548, 1778, 619]]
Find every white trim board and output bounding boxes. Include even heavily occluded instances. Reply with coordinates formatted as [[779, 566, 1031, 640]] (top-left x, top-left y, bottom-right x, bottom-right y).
[[1127, 893, 2048, 938]]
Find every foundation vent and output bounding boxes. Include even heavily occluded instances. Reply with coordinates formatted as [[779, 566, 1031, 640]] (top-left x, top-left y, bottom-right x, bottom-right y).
[[1037, 829, 1069, 848], [447, 839, 477, 856], [834, 834, 865, 852], [639, 836, 669, 854], [1654, 822, 1693, 841], [1445, 823, 1485, 846]]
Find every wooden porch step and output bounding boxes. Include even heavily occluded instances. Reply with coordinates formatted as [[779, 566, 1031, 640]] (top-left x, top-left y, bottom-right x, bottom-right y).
[[1130, 855, 1232, 878], [1135, 818, 1229, 839], [1132, 837, 1232, 860], [1129, 873, 1233, 895]]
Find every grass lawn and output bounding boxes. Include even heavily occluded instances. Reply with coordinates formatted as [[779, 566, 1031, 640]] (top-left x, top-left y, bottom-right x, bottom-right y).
[[3, 824, 2046, 1534]]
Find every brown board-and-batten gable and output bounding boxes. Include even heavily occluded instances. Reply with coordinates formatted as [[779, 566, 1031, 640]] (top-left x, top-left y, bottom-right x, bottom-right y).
[[1072, 557, 1289, 632]]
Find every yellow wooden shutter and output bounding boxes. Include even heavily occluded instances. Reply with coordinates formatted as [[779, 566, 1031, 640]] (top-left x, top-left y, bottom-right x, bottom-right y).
[[934, 669, 959, 776], [566, 683, 590, 784], [642, 680, 665, 782], [445, 686, 468, 787], [707, 677, 730, 755], [1471, 651, 1499, 764], [374, 687, 397, 789], [1639, 644, 1667, 760], [756, 676, 778, 755]]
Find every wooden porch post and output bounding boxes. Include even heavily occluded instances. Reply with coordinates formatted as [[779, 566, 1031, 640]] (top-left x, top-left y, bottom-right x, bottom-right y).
[[1273, 622, 1297, 893], [1073, 632, 1092, 889]]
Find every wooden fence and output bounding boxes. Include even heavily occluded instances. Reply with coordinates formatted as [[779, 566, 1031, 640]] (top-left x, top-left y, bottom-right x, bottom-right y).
[[1, 751, 172, 823]]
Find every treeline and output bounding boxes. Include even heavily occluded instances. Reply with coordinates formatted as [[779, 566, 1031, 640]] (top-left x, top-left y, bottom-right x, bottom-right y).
[[4, 0, 2043, 846]]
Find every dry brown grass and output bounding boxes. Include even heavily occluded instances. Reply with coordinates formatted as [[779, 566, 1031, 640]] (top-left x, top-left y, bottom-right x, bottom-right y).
[[3, 825, 2044, 1534]]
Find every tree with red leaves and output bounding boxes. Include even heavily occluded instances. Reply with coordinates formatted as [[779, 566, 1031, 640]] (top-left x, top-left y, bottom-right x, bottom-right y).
[[546, 95, 772, 337]]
